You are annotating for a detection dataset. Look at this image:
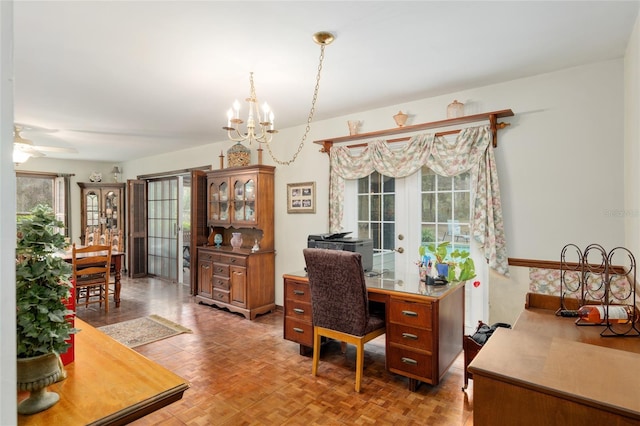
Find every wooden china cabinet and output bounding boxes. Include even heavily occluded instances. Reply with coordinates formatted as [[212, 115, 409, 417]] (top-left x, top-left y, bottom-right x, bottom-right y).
[[78, 182, 126, 246], [195, 164, 275, 320]]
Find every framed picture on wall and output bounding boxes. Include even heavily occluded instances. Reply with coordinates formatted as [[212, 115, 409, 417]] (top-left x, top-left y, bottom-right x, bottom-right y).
[[287, 181, 316, 214]]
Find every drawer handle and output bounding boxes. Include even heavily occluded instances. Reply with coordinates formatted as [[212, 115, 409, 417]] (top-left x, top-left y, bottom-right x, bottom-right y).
[[293, 308, 305, 315], [402, 333, 418, 340], [293, 290, 305, 296], [202, 265, 210, 270], [401, 357, 418, 366], [293, 327, 304, 333], [216, 280, 224, 285], [402, 310, 418, 317], [231, 258, 237, 263], [216, 267, 224, 273]]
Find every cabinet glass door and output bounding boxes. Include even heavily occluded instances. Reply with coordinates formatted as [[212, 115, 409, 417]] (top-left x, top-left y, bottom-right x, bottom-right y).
[[233, 178, 256, 223], [104, 190, 119, 230], [86, 191, 99, 227], [208, 179, 230, 223]]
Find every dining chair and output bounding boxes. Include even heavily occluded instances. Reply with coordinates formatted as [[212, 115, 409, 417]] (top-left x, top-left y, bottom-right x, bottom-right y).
[[303, 248, 386, 392], [71, 243, 113, 312]]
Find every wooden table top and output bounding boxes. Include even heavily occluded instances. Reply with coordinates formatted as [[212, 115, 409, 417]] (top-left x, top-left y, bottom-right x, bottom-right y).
[[18, 318, 189, 426], [468, 305, 640, 420]]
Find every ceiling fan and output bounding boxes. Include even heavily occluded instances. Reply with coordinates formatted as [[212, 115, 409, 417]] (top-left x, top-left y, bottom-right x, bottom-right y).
[[13, 124, 77, 164]]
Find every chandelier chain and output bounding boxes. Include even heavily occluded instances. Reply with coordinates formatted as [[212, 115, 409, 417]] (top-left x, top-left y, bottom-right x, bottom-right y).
[[267, 44, 326, 166]]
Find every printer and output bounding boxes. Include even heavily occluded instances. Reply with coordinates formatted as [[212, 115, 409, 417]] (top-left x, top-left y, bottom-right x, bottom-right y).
[[307, 232, 374, 272]]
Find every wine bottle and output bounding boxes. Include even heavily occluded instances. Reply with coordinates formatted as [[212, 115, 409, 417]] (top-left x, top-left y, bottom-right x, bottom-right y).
[[577, 304, 639, 324]]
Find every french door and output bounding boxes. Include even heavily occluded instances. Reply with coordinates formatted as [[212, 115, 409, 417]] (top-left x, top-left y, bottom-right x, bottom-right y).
[[147, 176, 188, 282], [344, 167, 488, 333]]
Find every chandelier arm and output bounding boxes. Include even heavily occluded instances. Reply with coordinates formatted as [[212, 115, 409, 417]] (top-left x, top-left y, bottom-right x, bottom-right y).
[[267, 44, 326, 166]]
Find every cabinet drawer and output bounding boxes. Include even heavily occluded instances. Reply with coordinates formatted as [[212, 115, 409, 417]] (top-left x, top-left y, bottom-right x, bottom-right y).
[[213, 263, 230, 278], [285, 300, 312, 322], [389, 298, 433, 329], [284, 318, 314, 346], [388, 323, 433, 352], [213, 289, 230, 303], [213, 276, 230, 291], [199, 251, 216, 262], [285, 281, 311, 303], [387, 346, 433, 381], [219, 254, 247, 266]]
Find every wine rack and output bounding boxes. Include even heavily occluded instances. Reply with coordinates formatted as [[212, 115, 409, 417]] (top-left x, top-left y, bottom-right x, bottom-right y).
[[559, 243, 639, 337]]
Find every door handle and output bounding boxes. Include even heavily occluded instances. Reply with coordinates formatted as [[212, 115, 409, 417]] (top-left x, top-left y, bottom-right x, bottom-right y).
[[396, 247, 404, 254]]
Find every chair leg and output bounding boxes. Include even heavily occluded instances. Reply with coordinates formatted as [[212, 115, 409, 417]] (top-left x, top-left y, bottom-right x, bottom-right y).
[[355, 340, 365, 392], [104, 284, 109, 313], [312, 327, 321, 377], [340, 342, 347, 354]]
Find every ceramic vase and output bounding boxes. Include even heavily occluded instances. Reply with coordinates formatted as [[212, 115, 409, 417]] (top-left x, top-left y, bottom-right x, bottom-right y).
[[230, 233, 243, 249]]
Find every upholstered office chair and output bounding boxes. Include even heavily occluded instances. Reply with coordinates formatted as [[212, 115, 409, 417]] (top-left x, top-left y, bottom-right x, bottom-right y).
[[303, 248, 386, 392], [72, 243, 112, 312]]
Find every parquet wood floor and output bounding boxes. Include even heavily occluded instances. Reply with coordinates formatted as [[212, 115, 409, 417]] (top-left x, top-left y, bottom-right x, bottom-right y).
[[77, 276, 474, 425]]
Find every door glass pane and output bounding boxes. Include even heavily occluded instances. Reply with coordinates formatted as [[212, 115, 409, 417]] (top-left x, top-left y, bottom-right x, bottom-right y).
[[147, 178, 179, 281]]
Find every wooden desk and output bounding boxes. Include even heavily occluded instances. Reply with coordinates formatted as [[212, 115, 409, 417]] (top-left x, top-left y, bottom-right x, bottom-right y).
[[283, 271, 465, 391], [468, 293, 640, 425], [18, 318, 189, 426], [62, 250, 124, 307]]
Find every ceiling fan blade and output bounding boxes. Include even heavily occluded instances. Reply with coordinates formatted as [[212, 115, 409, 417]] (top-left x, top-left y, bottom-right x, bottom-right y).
[[14, 122, 59, 133], [33, 145, 78, 154]]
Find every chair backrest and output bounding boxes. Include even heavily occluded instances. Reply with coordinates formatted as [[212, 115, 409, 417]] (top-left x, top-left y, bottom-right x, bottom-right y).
[[303, 248, 370, 336], [71, 243, 112, 287], [109, 229, 123, 252]]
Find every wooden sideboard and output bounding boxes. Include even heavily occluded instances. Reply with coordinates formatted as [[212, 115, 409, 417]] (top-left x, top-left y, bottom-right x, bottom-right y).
[[468, 293, 640, 425], [283, 271, 465, 391], [195, 164, 276, 320], [196, 246, 275, 320], [18, 318, 189, 426]]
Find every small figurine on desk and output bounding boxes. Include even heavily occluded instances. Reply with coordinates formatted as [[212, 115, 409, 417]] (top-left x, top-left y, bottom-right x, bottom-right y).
[[251, 239, 260, 252]]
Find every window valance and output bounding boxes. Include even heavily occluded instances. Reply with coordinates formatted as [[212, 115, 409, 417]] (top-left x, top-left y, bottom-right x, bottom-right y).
[[329, 124, 509, 276]]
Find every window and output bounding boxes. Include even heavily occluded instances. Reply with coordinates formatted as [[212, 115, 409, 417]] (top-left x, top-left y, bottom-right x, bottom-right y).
[[357, 172, 396, 271], [420, 165, 471, 251], [16, 172, 68, 235]]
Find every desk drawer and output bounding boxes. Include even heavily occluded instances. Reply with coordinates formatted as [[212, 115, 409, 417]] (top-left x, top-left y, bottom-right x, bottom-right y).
[[387, 346, 432, 381], [389, 298, 432, 329], [284, 318, 313, 346], [285, 281, 311, 303], [388, 323, 433, 352], [213, 263, 230, 278], [212, 289, 230, 303], [285, 300, 312, 322]]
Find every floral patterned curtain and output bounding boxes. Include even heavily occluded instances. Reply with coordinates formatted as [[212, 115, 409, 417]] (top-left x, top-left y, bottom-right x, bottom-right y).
[[329, 124, 509, 276]]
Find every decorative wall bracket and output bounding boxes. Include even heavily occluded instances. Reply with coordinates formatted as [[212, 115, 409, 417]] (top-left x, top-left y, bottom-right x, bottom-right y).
[[313, 109, 514, 153]]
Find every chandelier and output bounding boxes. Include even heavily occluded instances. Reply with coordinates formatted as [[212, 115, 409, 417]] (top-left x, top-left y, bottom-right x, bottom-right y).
[[223, 31, 334, 166]]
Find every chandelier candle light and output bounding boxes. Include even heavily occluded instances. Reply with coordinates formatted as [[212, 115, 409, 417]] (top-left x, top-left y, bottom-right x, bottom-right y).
[[222, 31, 334, 166]]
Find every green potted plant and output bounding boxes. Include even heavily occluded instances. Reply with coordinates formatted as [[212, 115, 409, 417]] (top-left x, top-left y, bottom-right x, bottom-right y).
[[16, 204, 77, 414], [426, 241, 476, 282]]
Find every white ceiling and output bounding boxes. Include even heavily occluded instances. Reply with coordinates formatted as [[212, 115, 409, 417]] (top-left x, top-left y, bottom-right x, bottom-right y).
[[12, 1, 640, 162]]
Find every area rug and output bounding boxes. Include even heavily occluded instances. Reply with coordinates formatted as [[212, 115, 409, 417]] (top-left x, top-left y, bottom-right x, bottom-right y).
[[98, 314, 192, 348]]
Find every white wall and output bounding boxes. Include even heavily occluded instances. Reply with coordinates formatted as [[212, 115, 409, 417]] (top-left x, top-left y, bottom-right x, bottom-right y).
[[1, 2, 16, 424], [625, 12, 640, 259], [121, 59, 626, 320]]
